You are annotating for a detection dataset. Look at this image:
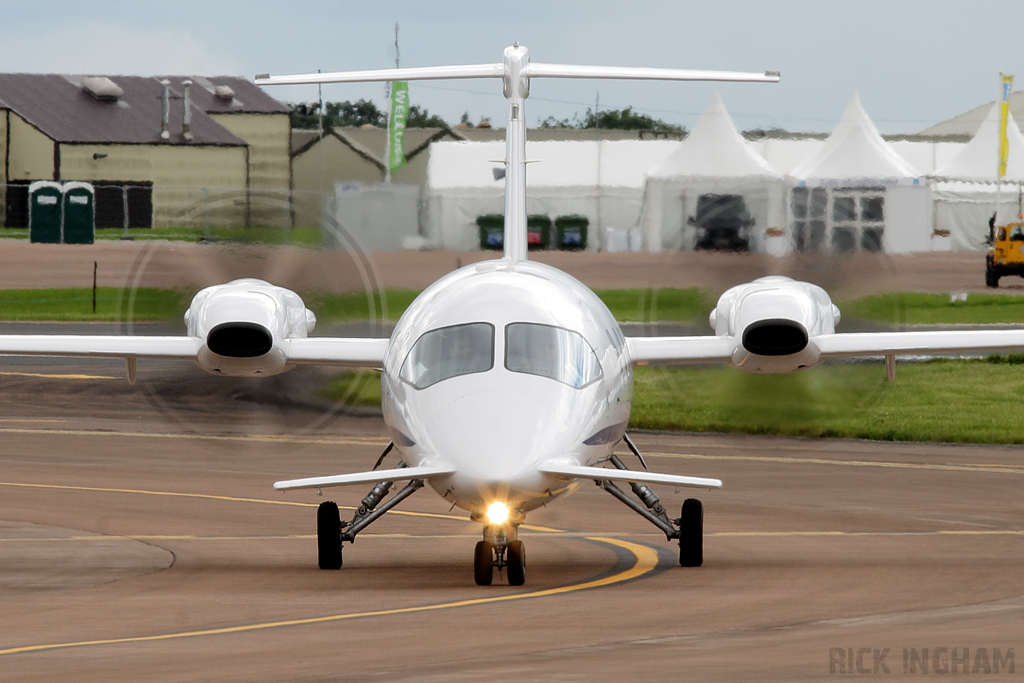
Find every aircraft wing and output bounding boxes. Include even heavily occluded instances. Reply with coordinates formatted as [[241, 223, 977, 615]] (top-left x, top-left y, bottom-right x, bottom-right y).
[[0, 335, 389, 367], [814, 330, 1024, 357], [282, 338, 389, 368], [627, 336, 736, 365], [0, 335, 201, 360], [628, 330, 1024, 366], [274, 464, 456, 491], [539, 462, 722, 489]]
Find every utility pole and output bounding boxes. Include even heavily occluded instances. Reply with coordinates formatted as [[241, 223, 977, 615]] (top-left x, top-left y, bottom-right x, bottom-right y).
[[595, 91, 602, 249]]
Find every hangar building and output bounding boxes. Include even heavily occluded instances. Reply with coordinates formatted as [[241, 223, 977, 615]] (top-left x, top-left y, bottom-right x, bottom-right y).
[[0, 74, 291, 229]]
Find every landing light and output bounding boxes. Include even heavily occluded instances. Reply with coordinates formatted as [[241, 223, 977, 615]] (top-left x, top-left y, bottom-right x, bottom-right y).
[[487, 501, 509, 525]]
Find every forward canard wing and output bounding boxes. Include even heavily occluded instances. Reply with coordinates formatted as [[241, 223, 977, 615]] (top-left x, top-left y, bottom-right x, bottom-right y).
[[274, 464, 456, 491], [539, 462, 722, 489]]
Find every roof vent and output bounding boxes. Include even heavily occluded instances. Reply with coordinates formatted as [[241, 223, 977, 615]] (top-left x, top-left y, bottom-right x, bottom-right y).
[[82, 76, 123, 101], [214, 85, 235, 100]]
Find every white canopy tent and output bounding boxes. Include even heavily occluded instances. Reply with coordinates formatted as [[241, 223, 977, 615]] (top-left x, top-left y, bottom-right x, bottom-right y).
[[641, 92, 785, 252], [789, 93, 929, 254], [931, 103, 1024, 250], [426, 139, 679, 250]]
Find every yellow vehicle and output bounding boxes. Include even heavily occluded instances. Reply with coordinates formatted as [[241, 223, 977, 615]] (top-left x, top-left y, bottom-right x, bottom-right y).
[[986, 221, 1024, 287]]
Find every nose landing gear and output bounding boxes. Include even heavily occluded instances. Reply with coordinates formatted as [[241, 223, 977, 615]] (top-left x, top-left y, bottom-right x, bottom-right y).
[[473, 518, 526, 586]]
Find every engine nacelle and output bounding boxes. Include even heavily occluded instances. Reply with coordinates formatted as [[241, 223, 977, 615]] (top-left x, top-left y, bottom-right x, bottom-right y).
[[183, 278, 316, 377], [708, 276, 840, 374]]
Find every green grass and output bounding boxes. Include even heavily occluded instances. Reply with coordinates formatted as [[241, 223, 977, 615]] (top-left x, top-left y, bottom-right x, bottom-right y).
[[322, 357, 1024, 445], [594, 288, 714, 323], [304, 290, 421, 324], [0, 287, 186, 321], [630, 359, 1024, 444], [837, 292, 1024, 326], [2, 226, 325, 246], [319, 370, 382, 407]]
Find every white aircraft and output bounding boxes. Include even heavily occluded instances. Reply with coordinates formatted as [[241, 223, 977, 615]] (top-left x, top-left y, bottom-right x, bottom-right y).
[[5, 46, 1024, 586]]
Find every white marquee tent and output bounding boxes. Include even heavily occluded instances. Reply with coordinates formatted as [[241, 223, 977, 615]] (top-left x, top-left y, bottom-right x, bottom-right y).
[[425, 139, 679, 250], [789, 93, 929, 254], [640, 92, 785, 252], [931, 103, 1024, 250]]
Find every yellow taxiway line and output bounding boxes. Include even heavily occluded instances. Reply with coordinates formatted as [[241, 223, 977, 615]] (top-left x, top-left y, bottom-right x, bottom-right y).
[[0, 426, 389, 447], [0, 479, 659, 656], [0, 371, 119, 380], [2, 425, 1020, 473], [0, 537, 657, 656], [648, 450, 1024, 475]]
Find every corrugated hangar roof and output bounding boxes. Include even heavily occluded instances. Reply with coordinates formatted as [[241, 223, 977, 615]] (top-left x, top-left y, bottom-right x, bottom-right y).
[[0, 74, 288, 146]]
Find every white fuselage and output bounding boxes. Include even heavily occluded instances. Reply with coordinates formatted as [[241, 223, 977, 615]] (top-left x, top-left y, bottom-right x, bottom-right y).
[[380, 259, 633, 514]]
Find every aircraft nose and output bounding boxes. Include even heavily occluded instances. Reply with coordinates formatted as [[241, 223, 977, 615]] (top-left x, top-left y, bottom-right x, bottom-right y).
[[423, 386, 575, 481]]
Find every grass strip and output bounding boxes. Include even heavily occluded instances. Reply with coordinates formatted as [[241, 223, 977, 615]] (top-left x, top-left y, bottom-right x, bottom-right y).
[[2, 227, 325, 246], [322, 357, 1024, 445], [836, 292, 1024, 326], [0, 288, 186, 322], [631, 358, 1024, 444]]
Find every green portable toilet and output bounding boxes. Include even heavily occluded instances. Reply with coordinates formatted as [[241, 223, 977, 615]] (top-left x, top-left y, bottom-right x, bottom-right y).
[[28, 181, 63, 244], [62, 182, 95, 245]]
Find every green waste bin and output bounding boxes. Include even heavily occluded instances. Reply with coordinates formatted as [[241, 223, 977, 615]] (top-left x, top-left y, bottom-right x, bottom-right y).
[[477, 213, 504, 250], [527, 214, 551, 250], [555, 214, 589, 250], [29, 181, 63, 244], [62, 182, 95, 245]]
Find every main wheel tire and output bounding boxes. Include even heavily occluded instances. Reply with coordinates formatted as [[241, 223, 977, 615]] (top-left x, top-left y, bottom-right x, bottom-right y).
[[317, 501, 343, 570], [506, 540, 526, 586], [678, 498, 704, 568], [474, 540, 494, 586]]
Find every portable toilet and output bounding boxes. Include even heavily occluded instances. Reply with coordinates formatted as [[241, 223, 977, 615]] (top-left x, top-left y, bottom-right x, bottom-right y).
[[62, 182, 95, 244], [28, 181, 63, 244]]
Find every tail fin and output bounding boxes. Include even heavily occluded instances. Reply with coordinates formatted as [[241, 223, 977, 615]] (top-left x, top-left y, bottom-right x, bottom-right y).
[[257, 46, 779, 263]]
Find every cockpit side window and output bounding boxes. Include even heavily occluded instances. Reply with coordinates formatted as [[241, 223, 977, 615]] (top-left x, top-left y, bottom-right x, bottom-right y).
[[505, 323, 603, 388], [400, 323, 494, 389]]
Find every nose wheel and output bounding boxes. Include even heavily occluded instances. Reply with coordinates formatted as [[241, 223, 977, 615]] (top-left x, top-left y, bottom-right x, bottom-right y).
[[474, 524, 526, 586], [474, 540, 494, 585], [506, 540, 526, 586]]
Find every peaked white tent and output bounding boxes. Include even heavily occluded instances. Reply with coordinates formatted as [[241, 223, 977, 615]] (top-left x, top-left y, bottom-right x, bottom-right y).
[[641, 92, 786, 252], [789, 93, 928, 253], [792, 93, 920, 184], [931, 103, 1024, 250], [426, 139, 679, 250]]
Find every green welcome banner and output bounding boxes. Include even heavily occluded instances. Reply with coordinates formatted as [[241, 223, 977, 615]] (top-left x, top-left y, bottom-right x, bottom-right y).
[[388, 81, 409, 173]]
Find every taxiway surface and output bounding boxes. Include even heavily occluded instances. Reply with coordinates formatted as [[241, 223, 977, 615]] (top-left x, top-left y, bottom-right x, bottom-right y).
[[0, 372, 1020, 681]]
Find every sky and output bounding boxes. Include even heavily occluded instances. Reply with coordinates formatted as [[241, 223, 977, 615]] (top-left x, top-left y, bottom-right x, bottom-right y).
[[2, 0, 1023, 134]]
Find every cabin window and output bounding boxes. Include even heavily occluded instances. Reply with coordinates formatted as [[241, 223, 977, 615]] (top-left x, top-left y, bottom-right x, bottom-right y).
[[505, 323, 602, 388], [400, 323, 494, 389]]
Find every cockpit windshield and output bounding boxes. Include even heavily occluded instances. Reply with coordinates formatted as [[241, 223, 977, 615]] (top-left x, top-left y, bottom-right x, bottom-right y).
[[400, 322, 494, 389], [505, 323, 602, 388]]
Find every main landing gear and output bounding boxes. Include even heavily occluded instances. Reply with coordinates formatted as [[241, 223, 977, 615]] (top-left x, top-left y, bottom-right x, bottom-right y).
[[596, 435, 705, 567], [472, 512, 527, 586], [316, 463, 425, 571]]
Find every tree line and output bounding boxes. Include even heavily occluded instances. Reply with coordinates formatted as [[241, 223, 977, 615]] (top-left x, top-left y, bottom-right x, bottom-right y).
[[290, 99, 685, 133]]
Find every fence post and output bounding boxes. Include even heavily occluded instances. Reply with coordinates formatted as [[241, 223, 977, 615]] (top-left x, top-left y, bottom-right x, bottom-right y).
[[119, 186, 133, 241], [202, 187, 212, 242]]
